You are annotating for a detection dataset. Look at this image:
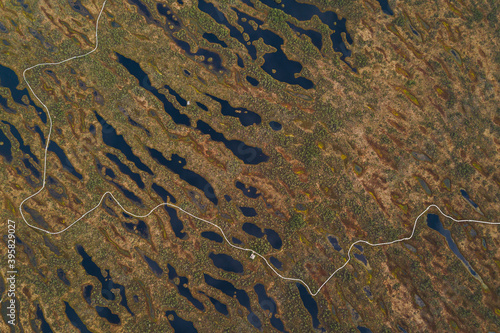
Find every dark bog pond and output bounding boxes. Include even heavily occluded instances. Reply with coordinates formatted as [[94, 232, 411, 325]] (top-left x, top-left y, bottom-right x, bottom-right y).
[[122, 219, 150, 240], [82, 285, 93, 304], [242, 222, 265, 237], [0, 125, 13, 162], [235, 181, 260, 198], [116, 53, 191, 126], [173, 37, 225, 72], [354, 253, 368, 266], [240, 206, 257, 217], [36, 304, 54, 333], [95, 306, 121, 324], [143, 254, 163, 277], [203, 32, 227, 47], [106, 153, 144, 189], [201, 231, 223, 243], [269, 121, 282, 131], [0, 63, 47, 123], [258, 0, 354, 67], [199, 291, 229, 315], [246, 76, 259, 86], [204, 273, 261, 329], [64, 302, 92, 333], [76, 245, 134, 315], [164, 83, 187, 106], [167, 264, 205, 311], [165, 311, 198, 333], [270, 256, 282, 270], [287, 21, 322, 51], [196, 120, 269, 164], [209, 252, 244, 273], [2, 120, 39, 163], [205, 93, 261, 127], [48, 141, 82, 180], [328, 236, 342, 251], [426, 214, 477, 277], [375, 0, 394, 15], [94, 111, 153, 175], [254, 284, 285, 332], [232, 237, 242, 244], [358, 326, 374, 333], [197, 0, 313, 88], [148, 148, 218, 205], [296, 283, 320, 329], [57, 268, 70, 286], [460, 189, 479, 209], [265, 228, 282, 249]]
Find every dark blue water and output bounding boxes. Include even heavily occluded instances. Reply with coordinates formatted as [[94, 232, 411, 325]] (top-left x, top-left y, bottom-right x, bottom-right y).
[[36, 304, 54, 333], [64, 302, 92, 333], [354, 253, 368, 266], [106, 153, 144, 189], [0, 63, 47, 123], [375, 0, 394, 15], [242, 222, 264, 237], [183, 69, 191, 76], [205, 93, 261, 127], [354, 244, 364, 252], [2, 120, 39, 163], [95, 306, 121, 324], [116, 53, 191, 126], [270, 256, 282, 270], [164, 83, 187, 106], [235, 8, 314, 89], [123, 219, 149, 239], [196, 120, 269, 164], [165, 206, 187, 239], [43, 235, 61, 255], [0, 125, 13, 162], [68, 0, 93, 19], [236, 53, 244, 67], [287, 22, 322, 51], [167, 264, 205, 310], [328, 236, 342, 251], [246, 76, 259, 86], [398, 325, 408, 333], [235, 181, 261, 198], [197, 0, 313, 88], [104, 168, 115, 178], [143, 254, 163, 277], [460, 189, 479, 209], [199, 291, 229, 315], [110, 180, 142, 204], [269, 121, 282, 131], [94, 111, 153, 175], [152, 182, 176, 203], [148, 148, 218, 205], [427, 214, 477, 276], [48, 141, 83, 179], [224, 194, 231, 202], [82, 285, 93, 304], [241, 0, 254, 7], [201, 231, 223, 243], [296, 283, 320, 328], [254, 284, 286, 332], [203, 32, 228, 47], [209, 252, 244, 273], [157, 3, 180, 27], [57, 268, 71, 286], [76, 245, 134, 315], [204, 274, 261, 328], [240, 206, 257, 217], [258, 0, 354, 68], [196, 101, 208, 111], [265, 229, 282, 249], [174, 38, 225, 72], [357, 326, 374, 333], [165, 311, 198, 333], [232, 237, 242, 244]]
